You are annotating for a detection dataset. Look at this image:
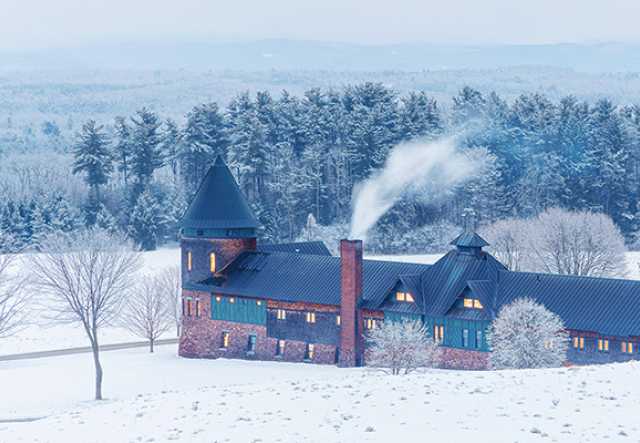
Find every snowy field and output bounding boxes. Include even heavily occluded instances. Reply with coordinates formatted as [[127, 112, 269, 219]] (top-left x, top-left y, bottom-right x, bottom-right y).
[[2, 248, 640, 356], [1, 344, 639, 442]]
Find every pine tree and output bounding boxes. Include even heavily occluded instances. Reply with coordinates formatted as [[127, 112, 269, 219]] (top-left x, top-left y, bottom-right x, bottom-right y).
[[162, 118, 181, 186], [129, 108, 164, 197], [113, 116, 132, 188], [129, 190, 164, 251], [72, 120, 113, 221]]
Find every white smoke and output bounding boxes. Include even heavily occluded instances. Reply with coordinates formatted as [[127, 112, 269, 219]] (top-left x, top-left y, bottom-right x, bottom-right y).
[[349, 136, 486, 240]]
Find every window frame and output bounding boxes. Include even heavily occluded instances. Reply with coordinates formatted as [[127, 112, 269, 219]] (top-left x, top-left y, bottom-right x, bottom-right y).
[[247, 334, 257, 353], [304, 343, 315, 361]]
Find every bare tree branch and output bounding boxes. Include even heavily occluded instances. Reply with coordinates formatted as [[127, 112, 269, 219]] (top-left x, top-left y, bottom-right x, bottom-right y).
[[154, 266, 182, 337], [0, 253, 28, 338]]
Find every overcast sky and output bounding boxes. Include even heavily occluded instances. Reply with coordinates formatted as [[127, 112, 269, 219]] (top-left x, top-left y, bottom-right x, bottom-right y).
[[3, 0, 640, 51]]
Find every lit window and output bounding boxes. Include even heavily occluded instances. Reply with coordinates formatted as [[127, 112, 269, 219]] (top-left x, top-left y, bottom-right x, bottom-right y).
[[462, 328, 469, 347], [229, 297, 235, 304], [247, 335, 257, 352], [305, 343, 315, 360], [406, 293, 415, 302], [396, 292, 406, 302], [215, 296, 221, 302], [210, 252, 216, 273], [434, 325, 444, 342], [622, 341, 634, 354], [336, 315, 341, 326], [306, 312, 316, 323], [463, 298, 483, 309], [463, 298, 474, 308], [473, 299, 483, 309], [276, 309, 286, 320], [276, 339, 285, 356], [598, 339, 609, 352], [580, 337, 585, 350], [187, 251, 193, 271], [195, 298, 201, 318], [365, 318, 378, 329], [221, 332, 230, 349], [573, 337, 579, 349], [256, 300, 262, 306]]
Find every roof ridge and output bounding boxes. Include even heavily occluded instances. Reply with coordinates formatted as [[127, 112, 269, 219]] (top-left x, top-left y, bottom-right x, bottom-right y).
[[500, 269, 639, 284]]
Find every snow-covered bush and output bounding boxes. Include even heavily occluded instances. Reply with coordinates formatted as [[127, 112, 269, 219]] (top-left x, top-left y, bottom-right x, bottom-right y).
[[480, 218, 531, 271], [488, 298, 569, 369], [365, 319, 439, 375]]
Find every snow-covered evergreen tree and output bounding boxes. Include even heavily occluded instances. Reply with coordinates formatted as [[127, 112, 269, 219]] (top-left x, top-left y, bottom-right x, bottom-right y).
[[129, 189, 164, 251], [489, 298, 569, 369], [129, 108, 164, 196]]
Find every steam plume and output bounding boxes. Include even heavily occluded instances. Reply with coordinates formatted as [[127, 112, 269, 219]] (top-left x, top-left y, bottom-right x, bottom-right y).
[[349, 137, 485, 240]]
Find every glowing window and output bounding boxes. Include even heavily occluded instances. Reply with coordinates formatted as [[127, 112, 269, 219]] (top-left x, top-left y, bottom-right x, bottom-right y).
[[229, 297, 235, 304], [336, 315, 341, 326], [622, 341, 634, 354], [433, 325, 444, 342], [187, 251, 193, 271], [306, 312, 316, 323], [210, 252, 216, 273], [406, 293, 415, 302], [221, 332, 230, 348], [396, 292, 406, 302], [305, 343, 315, 360], [473, 299, 483, 309], [598, 339, 609, 352], [463, 298, 483, 309], [365, 318, 378, 329], [276, 309, 286, 320], [256, 300, 262, 306], [463, 298, 474, 308], [215, 295, 222, 302], [573, 337, 579, 349]]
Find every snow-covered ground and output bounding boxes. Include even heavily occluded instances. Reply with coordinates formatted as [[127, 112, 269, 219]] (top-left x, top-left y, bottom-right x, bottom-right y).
[[3, 248, 640, 356], [1, 344, 639, 442]]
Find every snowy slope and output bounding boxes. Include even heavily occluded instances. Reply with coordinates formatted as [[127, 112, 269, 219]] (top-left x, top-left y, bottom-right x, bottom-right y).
[[1, 344, 639, 442]]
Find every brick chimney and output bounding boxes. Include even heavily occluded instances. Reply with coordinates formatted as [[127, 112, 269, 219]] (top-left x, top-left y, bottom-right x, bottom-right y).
[[339, 239, 363, 367]]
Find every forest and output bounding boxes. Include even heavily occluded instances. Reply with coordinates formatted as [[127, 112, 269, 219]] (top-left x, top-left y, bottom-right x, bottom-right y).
[[1, 82, 639, 253]]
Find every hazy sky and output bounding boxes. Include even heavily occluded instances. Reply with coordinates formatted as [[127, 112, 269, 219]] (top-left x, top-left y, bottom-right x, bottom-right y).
[[3, 0, 640, 50]]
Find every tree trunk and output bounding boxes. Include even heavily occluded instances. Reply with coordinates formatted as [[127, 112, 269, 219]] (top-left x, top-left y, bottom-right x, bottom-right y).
[[91, 343, 103, 400], [150, 338, 155, 353]]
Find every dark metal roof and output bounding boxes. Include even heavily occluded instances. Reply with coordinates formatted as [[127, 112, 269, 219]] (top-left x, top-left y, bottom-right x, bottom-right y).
[[420, 249, 507, 317], [258, 241, 332, 256], [185, 251, 429, 307], [496, 271, 640, 337], [181, 156, 258, 230], [450, 232, 489, 248]]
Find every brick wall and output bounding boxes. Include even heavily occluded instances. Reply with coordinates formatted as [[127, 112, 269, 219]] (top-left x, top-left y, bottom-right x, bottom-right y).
[[438, 346, 490, 370], [339, 239, 363, 367], [179, 290, 337, 364], [181, 237, 256, 284]]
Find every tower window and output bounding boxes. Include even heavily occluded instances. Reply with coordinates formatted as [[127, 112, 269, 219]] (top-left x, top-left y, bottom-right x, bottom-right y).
[[210, 252, 216, 273], [336, 315, 341, 326], [306, 312, 316, 323], [305, 343, 315, 361], [187, 251, 193, 271]]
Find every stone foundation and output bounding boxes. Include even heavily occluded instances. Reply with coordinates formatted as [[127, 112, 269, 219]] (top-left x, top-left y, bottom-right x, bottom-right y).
[[438, 347, 490, 370]]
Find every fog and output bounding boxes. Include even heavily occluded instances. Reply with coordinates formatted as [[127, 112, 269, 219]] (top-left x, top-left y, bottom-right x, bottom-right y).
[[3, 0, 640, 51]]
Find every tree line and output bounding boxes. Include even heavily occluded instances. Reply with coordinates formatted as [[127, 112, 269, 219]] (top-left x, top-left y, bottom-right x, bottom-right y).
[[2, 83, 640, 252]]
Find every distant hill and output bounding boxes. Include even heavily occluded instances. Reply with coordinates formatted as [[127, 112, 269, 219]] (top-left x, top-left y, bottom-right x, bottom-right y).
[[3, 40, 640, 72]]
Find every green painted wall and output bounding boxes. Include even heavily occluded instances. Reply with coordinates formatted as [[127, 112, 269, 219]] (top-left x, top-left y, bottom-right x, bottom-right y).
[[211, 295, 266, 325], [384, 311, 423, 324]]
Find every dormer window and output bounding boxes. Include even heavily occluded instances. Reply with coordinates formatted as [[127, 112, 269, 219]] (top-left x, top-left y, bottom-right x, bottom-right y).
[[210, 252, 216, 273], [463, 298, 483, 309], [187, 251, 193, 271], [395, 292, 415, 302]]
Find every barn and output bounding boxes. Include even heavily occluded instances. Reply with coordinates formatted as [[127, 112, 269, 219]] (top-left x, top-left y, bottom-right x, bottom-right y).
[[178, 157, 640, 368]]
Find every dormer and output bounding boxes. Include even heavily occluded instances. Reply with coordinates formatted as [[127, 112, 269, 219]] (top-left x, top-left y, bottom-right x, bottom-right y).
[[450, 231, 489, 256]]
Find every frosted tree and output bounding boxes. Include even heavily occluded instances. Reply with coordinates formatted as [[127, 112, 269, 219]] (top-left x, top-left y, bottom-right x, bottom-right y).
[[122, 275, 172, 352], [30, 229, 140, 400], [129, 108, 164, 196], [0, 253, 27, 338], [530, 208, 626, 277], [129, 189, 164, 251], [481, 218, 531, 271], [113, 116, 132, 188], [489, 298, 569, 369], [155, 266, 182, 336], [72, 120, 113, 221], [365, 319, 439, 375]]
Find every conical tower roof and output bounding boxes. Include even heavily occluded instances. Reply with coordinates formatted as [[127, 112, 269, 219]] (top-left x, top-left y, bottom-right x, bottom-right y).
[[450, 231, 489, 249], [181, 156, 258, 231]]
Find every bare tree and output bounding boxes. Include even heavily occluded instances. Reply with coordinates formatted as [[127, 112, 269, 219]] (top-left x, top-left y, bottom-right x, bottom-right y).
[[529, 208, 627, 277], [365, 319, 439, 375], [155, 266, 182, 337], [0, 253, 27, 338], [122, 275, 172, 352], [30, 229, 140, 400], [482, 208, 627, 277], [481, 217, 531, 271], [489, 297, 569, 369]]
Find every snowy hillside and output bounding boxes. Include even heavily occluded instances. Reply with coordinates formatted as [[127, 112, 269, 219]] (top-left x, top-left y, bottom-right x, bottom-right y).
[[1, 344, 639, 442]]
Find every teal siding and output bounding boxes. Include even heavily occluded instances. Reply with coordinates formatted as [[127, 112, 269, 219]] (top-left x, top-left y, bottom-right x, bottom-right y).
[[424, 316, 491, 351], [384, 311, 423, 323], [211, 295, 266, 325]]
